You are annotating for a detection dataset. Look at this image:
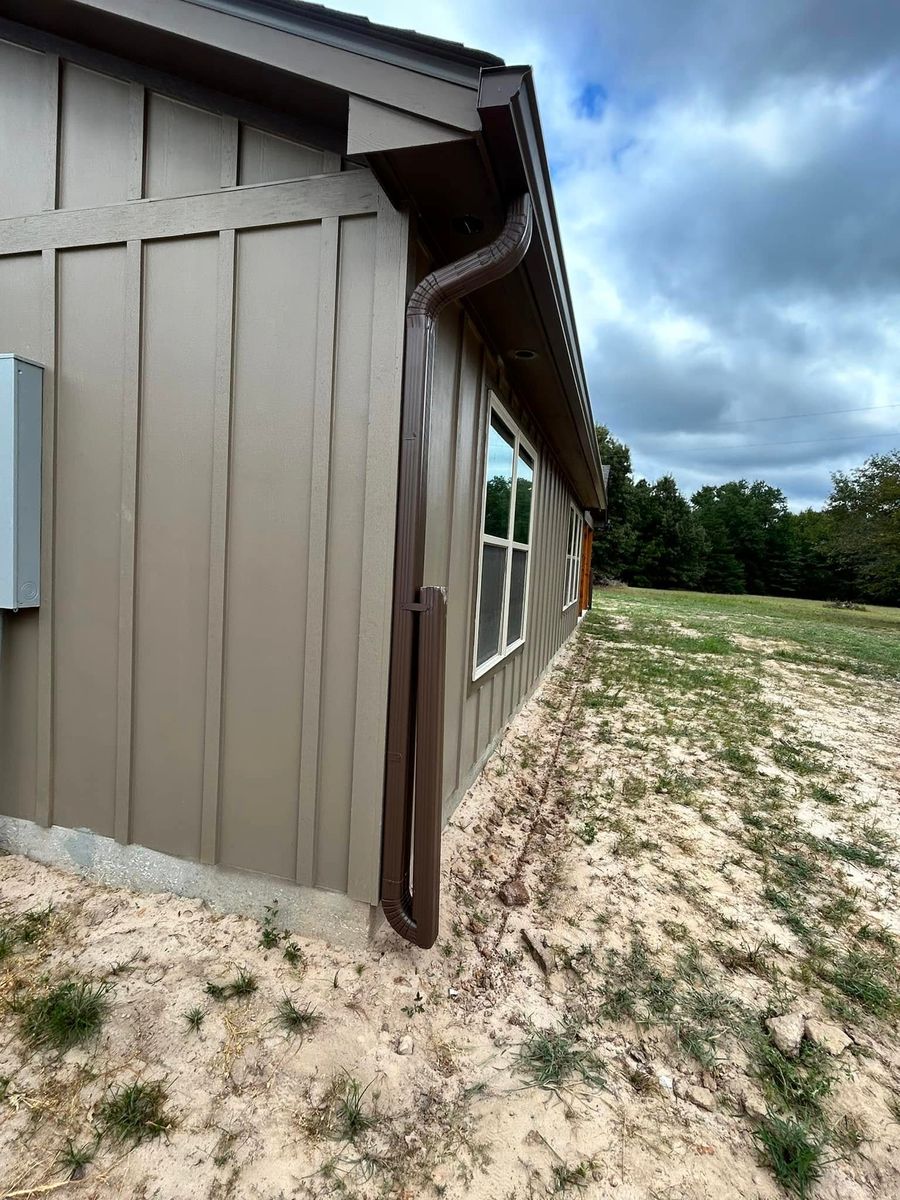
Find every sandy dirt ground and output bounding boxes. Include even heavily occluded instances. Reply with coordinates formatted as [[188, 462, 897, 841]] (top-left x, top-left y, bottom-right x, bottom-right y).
[[1, 592, 899, 1200]]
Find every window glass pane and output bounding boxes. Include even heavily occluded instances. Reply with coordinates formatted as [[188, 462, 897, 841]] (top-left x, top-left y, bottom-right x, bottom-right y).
[[513, 448, 533, 543], [476, 543, 507, 666], [507, 548, 528, 645], [484, 413, 514, 538]]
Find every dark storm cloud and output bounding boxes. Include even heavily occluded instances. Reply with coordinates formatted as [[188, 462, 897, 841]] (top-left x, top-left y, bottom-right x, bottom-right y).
[[354, 0, 900, 506]]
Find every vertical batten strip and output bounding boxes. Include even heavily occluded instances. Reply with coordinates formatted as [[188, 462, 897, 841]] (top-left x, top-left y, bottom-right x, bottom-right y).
[[43, 54, 60, 211], [442, 310, 464, 588], [113, 239, 143, 845], [296, 216, 340, 885], [128, 83, 145, 200], [346, 196, 408, 903], [221, 117, 239, 188], [200, 229, 236, 865], [458, 342, 487, 786], [35, 250, 57, 828], [446, 315, 470, 798]]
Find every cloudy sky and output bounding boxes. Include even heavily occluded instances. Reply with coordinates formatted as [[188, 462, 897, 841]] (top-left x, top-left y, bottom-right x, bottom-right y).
[[351, 0, 899, 509]]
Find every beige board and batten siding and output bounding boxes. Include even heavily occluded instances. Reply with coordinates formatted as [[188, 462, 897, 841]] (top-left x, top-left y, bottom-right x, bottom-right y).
[[0, 35, 407, 906], [423, 301, 580, 819]]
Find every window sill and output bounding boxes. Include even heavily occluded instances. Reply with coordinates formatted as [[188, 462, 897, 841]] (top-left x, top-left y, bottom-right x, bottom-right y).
[[470, 637, 526, 690]]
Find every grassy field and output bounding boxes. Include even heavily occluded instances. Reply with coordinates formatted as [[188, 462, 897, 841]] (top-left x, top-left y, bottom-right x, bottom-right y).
[[1, 586, 898, 1200], [572, 587, 900, 1196], [596, 587, 900, 680]]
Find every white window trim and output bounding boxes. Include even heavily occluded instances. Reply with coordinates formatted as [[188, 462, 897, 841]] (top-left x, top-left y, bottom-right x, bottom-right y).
[[472, 394, 537, 682], [563, 502, 582, 611]]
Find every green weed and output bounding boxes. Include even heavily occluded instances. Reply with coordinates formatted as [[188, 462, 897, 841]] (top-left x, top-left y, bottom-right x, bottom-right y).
[[58, 1137, 95, 1177], [205, 968, 258, 1002], [518, 1020, 604, 1089], [98, 1081, 172, 1144], [184, 1006, 205, 1032], [21, 978, 110, 1052], [753, 1116, 824, 1198], [277, 996, 322, 1036]]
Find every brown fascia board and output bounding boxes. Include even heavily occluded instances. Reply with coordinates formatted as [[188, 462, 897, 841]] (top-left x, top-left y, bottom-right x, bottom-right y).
[[478, 67, 607, 513]]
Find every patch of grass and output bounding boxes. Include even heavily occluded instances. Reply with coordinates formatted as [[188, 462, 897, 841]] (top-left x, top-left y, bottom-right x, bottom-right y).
[[714, 939, 776, 978], [334, 1075, 377, 1141], [675, 1024, 719, 1069], [0, 928, 14, 962], [622, 775, 647, 804], [518, 1020, 604, 1089], [0, 906, 53, 961], [814, 836, 887, 869], [183, 1006, 205, 1032], [582, 687, 625, 710], [832, 1113, 867, 1154], [719, 744, 758, 774], [858, 821, 896, 853], [810, 783, 842, 807], [854, 922, 898, 955], [772, 739, 825, 776], [655, 771, 694, 802], [551, 1158, 597, 1193], [21, 978, 110, 1052], [819, 894, 859, 928], [659, 919, 690, 943], [753, 1116, 824, 1198], [827, 950, 900, 1018], [98, 1081, 173, 1144], [231, 967, 257, 996], [599, 985, 637, 1021], [205, 968, 258, 1002], [576, 818, 598, 845], [750, 1034, 835, 1121], [625, 1062, 664, 1096], [58, 1137, 95, 1178], [277, 996, 322, 1036]]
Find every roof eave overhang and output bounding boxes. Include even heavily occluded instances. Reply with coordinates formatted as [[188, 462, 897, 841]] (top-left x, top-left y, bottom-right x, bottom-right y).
[[477, 66, 606, 512], [2, 0, 605, 510]]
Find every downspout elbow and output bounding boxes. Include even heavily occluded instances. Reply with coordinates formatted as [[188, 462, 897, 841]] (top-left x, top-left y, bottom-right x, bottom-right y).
[[380, 195, 534, 948]]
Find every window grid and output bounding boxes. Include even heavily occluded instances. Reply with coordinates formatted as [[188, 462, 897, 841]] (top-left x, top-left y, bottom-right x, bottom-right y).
[[472, 395, 537, 681], [564, 504, 582, 610]]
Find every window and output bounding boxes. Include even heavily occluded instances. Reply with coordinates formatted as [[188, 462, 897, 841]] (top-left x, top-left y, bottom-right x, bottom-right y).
[[473, 398, 536, 679], [564, 504, 582, 610]]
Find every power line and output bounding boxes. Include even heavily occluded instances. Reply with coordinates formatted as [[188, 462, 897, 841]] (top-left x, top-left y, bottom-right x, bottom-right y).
[[716, 403, 900, 426], [717, 431, 899, 450]]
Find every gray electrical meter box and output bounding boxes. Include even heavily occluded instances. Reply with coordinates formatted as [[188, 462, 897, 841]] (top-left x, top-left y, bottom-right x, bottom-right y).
[[0, 355, 43, 610]]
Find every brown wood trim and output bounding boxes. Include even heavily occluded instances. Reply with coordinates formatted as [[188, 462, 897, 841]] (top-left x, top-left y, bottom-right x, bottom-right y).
[[579, 523, 592, 613]]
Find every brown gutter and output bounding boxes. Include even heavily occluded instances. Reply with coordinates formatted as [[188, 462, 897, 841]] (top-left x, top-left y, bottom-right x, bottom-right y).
[[380, 194, 534, 949]]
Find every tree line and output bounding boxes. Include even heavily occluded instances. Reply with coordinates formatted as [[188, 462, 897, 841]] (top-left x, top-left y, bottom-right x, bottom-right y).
[[592, 426, 900, 607]]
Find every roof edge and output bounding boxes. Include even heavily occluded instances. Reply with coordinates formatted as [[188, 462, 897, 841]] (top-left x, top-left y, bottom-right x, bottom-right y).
[[185, 0, 502, 86], [477, 66, 606, 512]]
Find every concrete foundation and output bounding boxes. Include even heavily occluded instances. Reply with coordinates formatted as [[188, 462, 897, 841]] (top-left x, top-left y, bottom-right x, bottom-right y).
[[0, 816, 377, 950]]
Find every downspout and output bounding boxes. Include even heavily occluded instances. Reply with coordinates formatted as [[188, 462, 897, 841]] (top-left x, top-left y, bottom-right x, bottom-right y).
[[381, 193, 534, 948]]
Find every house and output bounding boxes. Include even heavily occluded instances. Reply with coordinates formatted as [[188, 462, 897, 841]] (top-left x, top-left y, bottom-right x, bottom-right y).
[[0, 0, 606, 948]]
